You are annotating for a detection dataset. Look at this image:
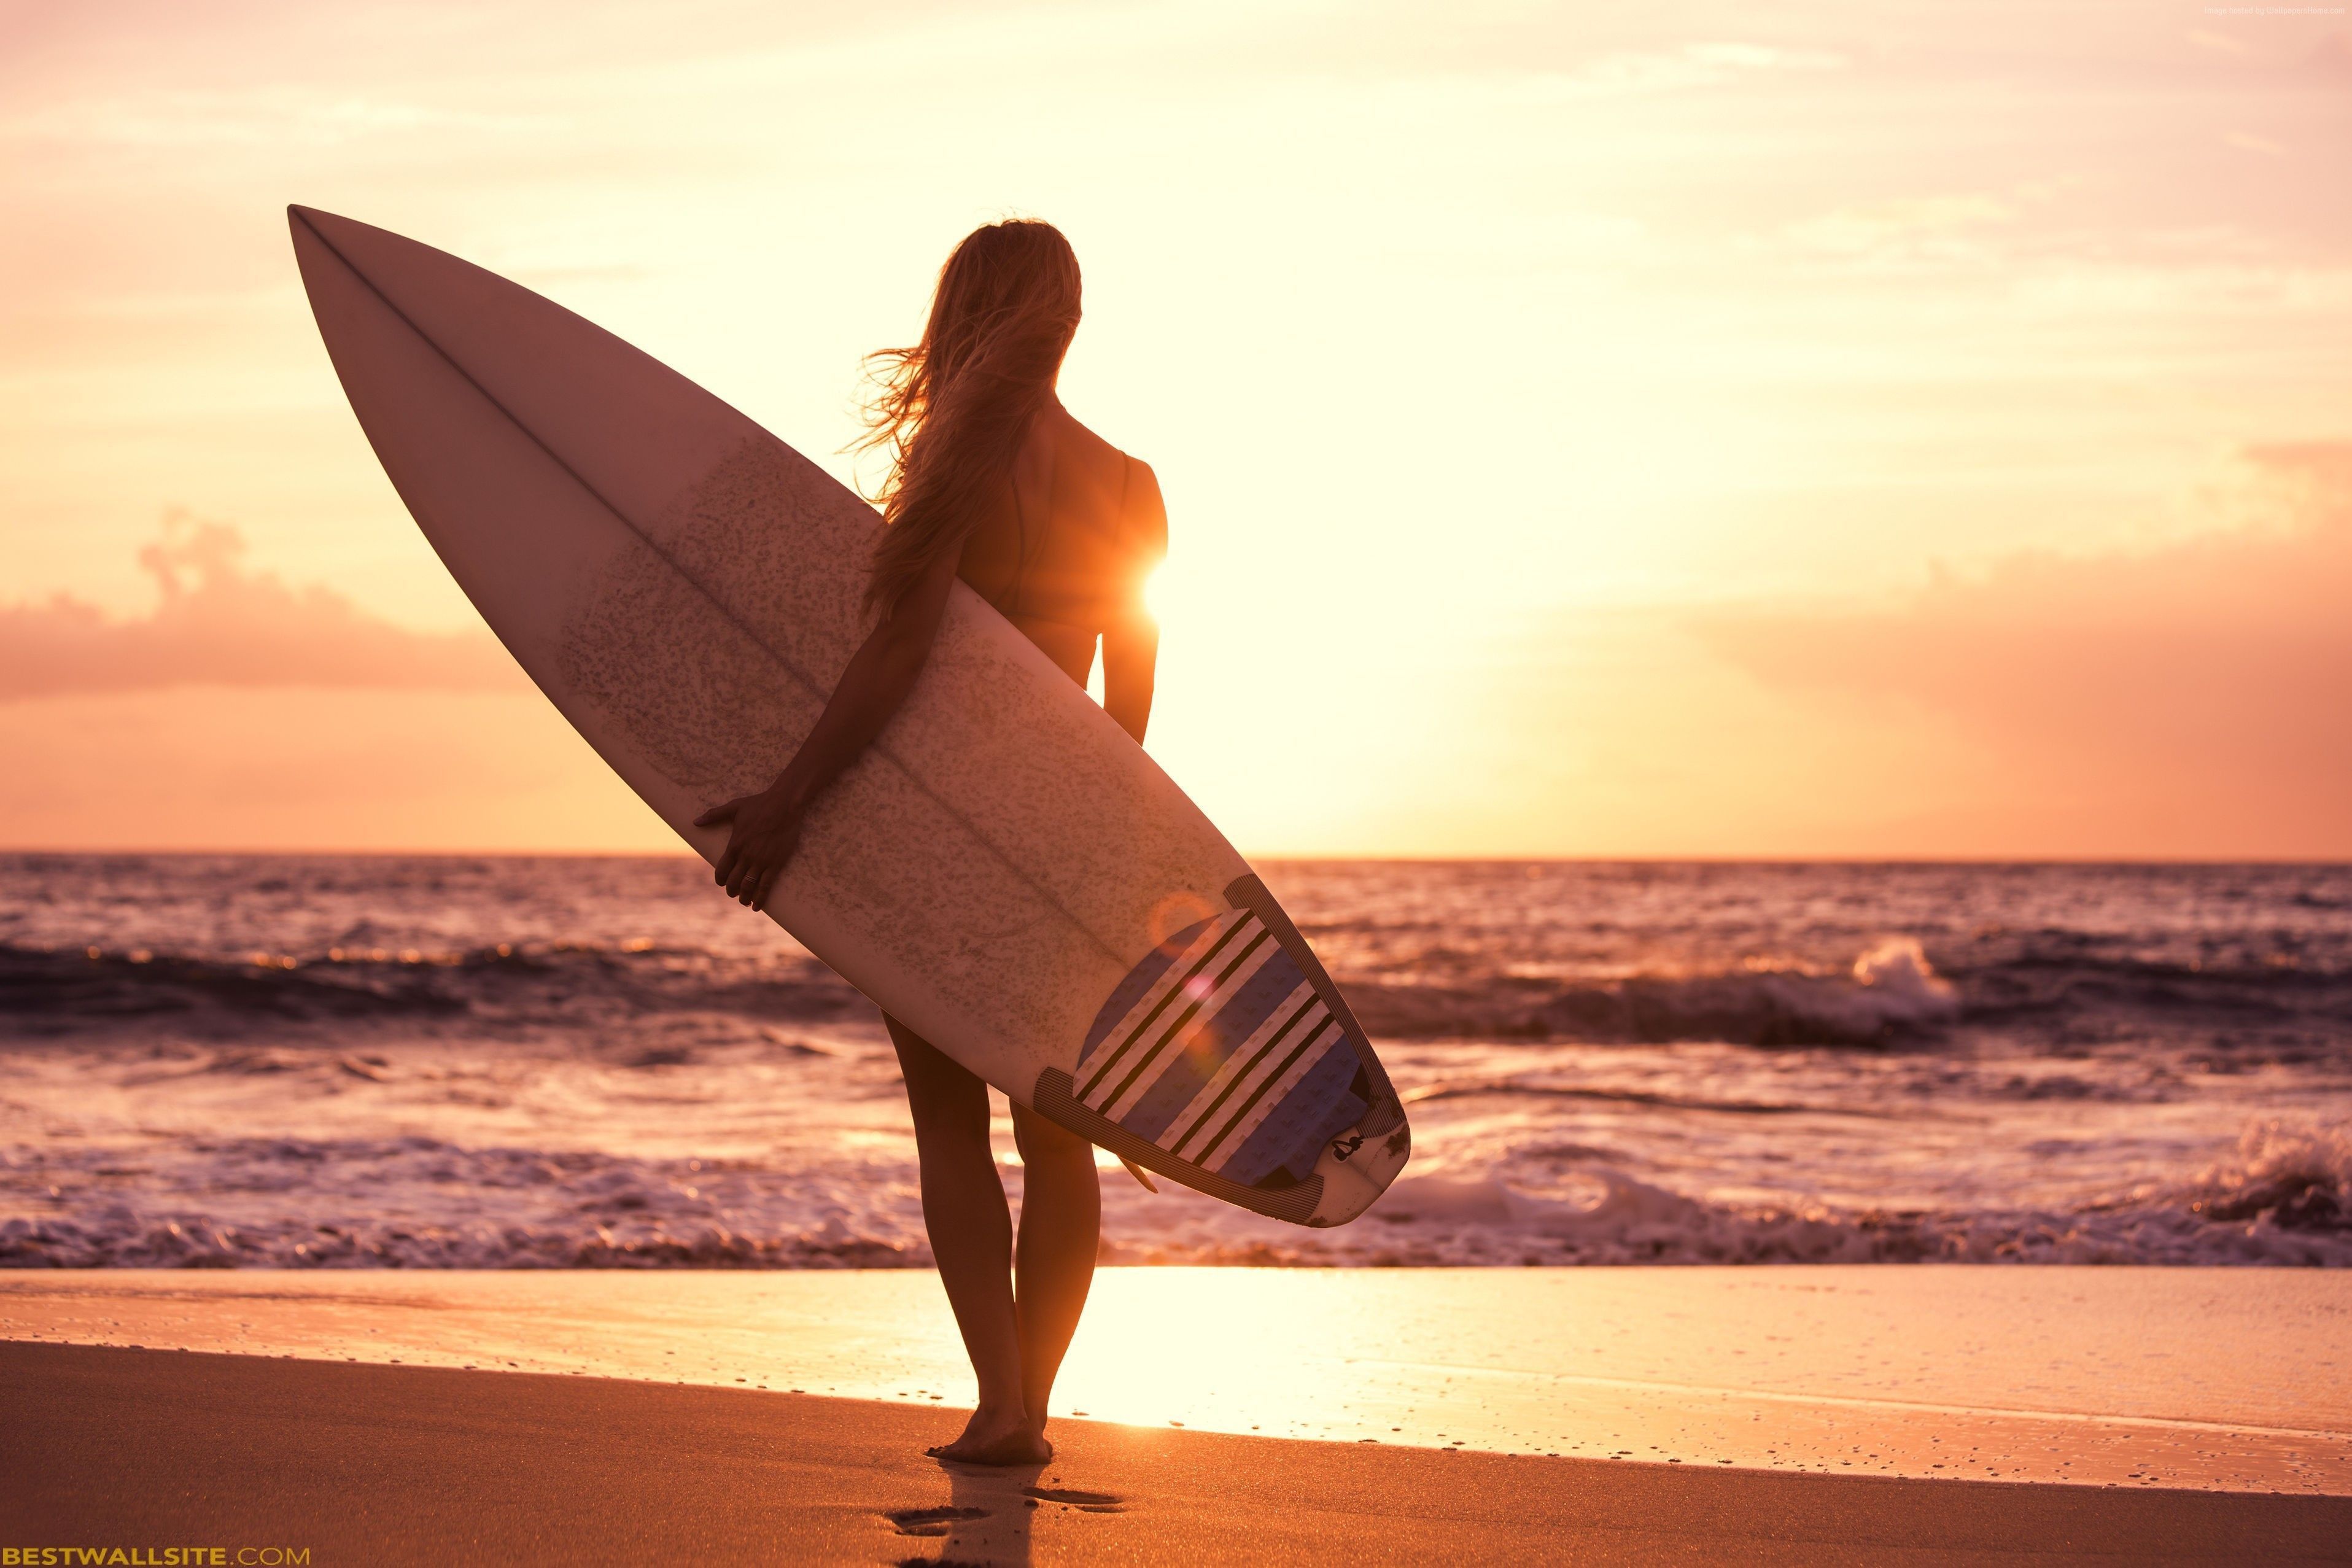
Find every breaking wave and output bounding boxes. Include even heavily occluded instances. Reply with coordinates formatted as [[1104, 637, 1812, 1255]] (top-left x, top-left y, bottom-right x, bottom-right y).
[[1346, 938, 1960, 1044], [1125, 1117, 2352, 1268], [5, 1118, 2343, 1270], [13, 922, 2346, 1051], [0, 940, 866, 1037], [1, 937, 1974, 1048], [0, 1138, 925, 1270]]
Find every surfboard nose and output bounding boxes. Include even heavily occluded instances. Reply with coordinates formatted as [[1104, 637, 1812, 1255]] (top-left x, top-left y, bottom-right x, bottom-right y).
[[287, 204, 394, 263], [287, 206, 351, 279]]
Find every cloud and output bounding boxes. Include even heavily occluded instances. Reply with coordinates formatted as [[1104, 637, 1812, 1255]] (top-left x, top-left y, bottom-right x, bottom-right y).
[[9, 88, 553, 152], [1777, 189, 2020, 262], [1559, 41, 1844, 96], [0, 513, 521, 702], [0, 686, 669, 853], [1696, 443, 2352, 846]]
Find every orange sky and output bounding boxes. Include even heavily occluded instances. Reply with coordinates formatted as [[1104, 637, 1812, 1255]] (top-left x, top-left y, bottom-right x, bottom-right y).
[[4, 1, 2350, 856]]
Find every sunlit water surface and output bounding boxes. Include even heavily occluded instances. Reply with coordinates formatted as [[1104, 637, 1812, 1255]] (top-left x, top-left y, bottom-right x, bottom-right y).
[[3, 855, 2347, 1267]]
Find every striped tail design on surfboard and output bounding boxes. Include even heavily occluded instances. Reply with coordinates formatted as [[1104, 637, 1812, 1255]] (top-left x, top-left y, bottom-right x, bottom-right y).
[[1071, 908, 1369, 1189]]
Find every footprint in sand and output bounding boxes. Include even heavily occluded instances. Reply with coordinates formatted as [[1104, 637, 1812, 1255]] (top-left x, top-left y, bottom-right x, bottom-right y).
[[883, 1505, 990, 1537], [1022, 1486, 1125, 1514]]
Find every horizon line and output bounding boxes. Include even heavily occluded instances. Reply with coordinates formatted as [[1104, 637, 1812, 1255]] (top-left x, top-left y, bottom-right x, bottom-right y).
[[4, 845, 2348, 869]]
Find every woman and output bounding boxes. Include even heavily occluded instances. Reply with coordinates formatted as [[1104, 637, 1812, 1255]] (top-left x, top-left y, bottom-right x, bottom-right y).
[[694, 219, 1167, 1466]]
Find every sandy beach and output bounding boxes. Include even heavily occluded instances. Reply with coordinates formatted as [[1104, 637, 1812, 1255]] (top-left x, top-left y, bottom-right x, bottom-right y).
[[7, 1341, 2346, 1567], [7, 1267, 2349, 1563]]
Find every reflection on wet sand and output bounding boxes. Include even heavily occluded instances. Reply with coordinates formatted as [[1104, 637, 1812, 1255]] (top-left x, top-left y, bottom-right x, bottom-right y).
[[883, 1459, 1135, 1564]]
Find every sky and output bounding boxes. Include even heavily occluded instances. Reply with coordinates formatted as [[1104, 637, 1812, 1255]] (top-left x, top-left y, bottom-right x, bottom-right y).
[[3, 0, 2348, 856]]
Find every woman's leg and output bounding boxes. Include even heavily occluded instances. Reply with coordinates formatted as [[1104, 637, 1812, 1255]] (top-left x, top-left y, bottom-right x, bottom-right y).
[[886, 1014, 1044, 1463], [1010, 1102, 1101, 1437]]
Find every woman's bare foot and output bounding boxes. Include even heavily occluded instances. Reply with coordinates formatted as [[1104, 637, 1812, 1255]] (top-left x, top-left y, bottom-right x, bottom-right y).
[[927, 1405, 1052, 1467]]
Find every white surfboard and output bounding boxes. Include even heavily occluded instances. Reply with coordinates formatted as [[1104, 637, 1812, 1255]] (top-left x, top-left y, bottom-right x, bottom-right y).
[[289, 206, 1409, 1226]]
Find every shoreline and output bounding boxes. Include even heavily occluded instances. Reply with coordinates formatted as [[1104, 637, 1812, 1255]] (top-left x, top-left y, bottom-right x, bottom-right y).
[[7, 1342, 2350, 1565]]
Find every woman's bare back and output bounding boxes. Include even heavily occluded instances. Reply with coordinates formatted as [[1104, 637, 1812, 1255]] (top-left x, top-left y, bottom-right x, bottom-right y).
[[957, 405, 1166, 707]]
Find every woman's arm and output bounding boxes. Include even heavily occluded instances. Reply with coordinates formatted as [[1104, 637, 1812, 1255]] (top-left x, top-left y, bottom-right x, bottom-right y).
[[1100, 613, 1158, 744], [696, 544, 962, 912], [1100, 460, 1167, 745]]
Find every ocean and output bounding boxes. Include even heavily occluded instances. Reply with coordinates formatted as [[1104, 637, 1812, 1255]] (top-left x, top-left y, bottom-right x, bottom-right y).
[[3, 853, 2346, 1269]]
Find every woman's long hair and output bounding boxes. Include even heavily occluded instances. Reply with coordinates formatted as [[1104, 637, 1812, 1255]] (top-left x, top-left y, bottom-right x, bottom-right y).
[[855, 220, 1082, 619]]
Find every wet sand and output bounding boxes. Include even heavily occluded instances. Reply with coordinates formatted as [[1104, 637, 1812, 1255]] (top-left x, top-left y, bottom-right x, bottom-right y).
[[5, 1267, 2348, 1492], [7, 1340, 2349, 1566]]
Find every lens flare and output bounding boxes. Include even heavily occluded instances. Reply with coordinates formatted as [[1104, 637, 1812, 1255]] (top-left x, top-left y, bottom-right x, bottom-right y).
[[1147, 890, 1216, 947]]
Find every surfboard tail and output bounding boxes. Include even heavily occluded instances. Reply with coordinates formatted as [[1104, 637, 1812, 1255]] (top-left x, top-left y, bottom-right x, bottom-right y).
[[1039, 875, 1409, 1227]]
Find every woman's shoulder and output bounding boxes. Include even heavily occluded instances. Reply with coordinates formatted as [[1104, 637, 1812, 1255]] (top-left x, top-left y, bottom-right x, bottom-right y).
[[1050, 411, 1126, 473], [1120, 454, 1166, 556], [1053, 413, 1166, 546]]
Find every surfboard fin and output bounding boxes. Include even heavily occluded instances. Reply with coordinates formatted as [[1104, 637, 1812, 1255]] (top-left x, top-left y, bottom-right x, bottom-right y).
[[1117, 1155, 1159, 1193]]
